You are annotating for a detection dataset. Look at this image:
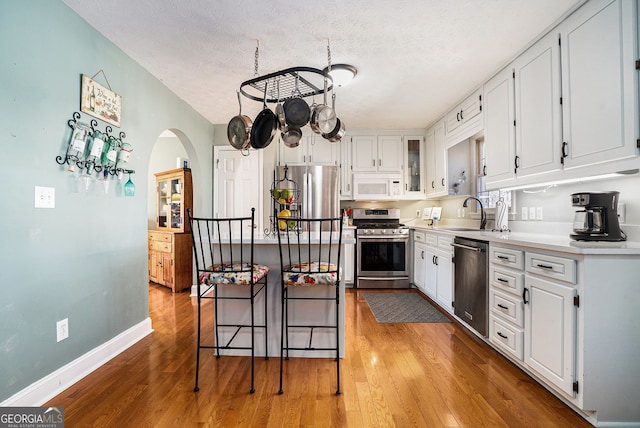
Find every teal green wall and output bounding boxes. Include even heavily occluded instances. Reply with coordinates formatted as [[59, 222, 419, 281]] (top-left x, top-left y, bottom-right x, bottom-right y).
[[0, 1, 214, 401]]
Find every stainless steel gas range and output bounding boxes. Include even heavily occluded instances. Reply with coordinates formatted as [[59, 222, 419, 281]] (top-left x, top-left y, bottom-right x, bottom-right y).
[[353, 208, 410, 288]]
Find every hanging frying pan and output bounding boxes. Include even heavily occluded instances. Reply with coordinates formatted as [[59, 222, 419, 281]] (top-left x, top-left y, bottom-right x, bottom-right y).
[[283, 73, 310, 127], [227, 91, 252, 150], [250, 85, 278, 149]]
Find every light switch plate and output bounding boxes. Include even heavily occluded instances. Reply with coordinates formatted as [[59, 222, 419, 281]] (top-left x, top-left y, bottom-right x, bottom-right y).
[[35, 186, 55, 208], [529, 207, 536, 221], [521, 207, 528, 221], [536, 207, 543, 220]]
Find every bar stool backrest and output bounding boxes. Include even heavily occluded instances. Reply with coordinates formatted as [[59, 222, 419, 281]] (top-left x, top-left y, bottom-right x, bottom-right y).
[[188, 208, 256, 279], [276, 211, 344, 284]]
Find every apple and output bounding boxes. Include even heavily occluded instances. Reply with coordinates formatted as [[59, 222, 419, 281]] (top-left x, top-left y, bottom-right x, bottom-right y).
[[280, 189, 292, 201], [271, 189, 281, 199], [287, 220, 297, 229]]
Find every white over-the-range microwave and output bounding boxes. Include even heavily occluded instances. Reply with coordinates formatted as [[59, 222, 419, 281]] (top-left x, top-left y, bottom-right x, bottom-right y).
[[351, 173, 404, 200]]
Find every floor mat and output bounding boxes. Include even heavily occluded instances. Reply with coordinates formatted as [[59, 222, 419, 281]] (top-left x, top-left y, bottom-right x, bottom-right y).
[[364, 292, 452, 323]]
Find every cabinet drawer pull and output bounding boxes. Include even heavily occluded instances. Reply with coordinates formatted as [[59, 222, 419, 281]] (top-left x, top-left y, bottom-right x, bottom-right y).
[[497, 331, 508, 339], [497, 303, 509, 310], [497, 277, 509, 283], [421, 250, 425, 259], [536, 263, 553, 269], [522, 287, 529, 304], [497, 255, 509, 260]]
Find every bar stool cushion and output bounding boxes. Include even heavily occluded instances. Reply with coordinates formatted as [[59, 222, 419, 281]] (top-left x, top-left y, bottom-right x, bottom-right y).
[[199, 262, 269, 285], [283, 262, 341, 286]]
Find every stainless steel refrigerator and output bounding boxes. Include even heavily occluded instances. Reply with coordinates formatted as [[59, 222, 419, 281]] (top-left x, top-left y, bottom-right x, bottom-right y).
[[276, 165, 339, 223]]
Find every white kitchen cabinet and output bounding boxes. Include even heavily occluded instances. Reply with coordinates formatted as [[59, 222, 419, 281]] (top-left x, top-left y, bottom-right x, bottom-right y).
[[524, 274, 577, 397], [484, 30, 562, 188], [412, 231, 426, 292], [339, 137, 352, 199], [560, 0, 638, 170], [484, 66, 516, 187], [425, 120, 447, 198], [404, 135, 426, 199], [351, 135, 403, 173], [513, 30, 563, 179], [279, 135, 339, 166], [489, 245, 525, 360], [422, 231, 453, 314], [446, 88, 483, 145]]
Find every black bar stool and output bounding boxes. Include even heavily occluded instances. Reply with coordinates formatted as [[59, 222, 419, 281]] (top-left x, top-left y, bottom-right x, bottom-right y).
[[275, 211, 343, 395], [188, 208, 268, 394]]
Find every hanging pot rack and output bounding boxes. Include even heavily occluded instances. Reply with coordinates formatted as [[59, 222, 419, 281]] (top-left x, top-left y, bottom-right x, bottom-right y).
[[239, 66, 333, 104]]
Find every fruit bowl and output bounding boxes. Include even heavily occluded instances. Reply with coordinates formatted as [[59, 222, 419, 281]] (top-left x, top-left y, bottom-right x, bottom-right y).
[[270, 187, 297, 205]]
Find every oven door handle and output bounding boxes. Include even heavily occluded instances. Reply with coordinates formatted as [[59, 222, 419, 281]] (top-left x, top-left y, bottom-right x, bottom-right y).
[[451, 242, 485, 252], [358, 276, 410, 281], [357, 236, 409, 242]]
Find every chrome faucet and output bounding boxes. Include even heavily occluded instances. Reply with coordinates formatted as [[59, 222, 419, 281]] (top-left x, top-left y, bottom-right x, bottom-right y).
[[463, 196, 487, 230]]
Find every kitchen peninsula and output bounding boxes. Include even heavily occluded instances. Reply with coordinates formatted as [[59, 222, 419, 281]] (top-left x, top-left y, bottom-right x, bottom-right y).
[[196, 232, 355, 358]]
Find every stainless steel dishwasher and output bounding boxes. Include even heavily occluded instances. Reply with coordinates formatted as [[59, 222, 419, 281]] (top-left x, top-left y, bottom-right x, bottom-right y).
[[452, 237, 489, 337]]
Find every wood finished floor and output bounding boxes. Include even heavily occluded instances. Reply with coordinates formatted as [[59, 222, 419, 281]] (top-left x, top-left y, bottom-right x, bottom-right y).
[[47, 284, 591, 427]]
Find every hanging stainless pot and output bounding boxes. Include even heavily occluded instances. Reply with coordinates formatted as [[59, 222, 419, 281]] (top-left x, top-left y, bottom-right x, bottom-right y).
[[281, 126, 302, 148], [321, 93, 345, 142], [227, 91, 252, 150], [322, 117, 345, 142], [310, 77, 336, 134], [250, 85, 278, 149]]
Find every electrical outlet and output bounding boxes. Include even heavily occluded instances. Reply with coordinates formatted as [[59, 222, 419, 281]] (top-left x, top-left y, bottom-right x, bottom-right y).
[[618, 203, 626, 224], [529, 207, 536, 221], [35, 186, 55, 208], [56, 318, 69, 342], [521, 207, 528, 221], [536, 207, 543, 220], [416, 209, 421, 218]]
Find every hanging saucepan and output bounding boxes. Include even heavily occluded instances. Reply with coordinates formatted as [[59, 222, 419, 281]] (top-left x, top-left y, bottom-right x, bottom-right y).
[[322, 117, 345, 142], [227, 91, 252, 150], [283, 74, 310, 127], [310, 77, 337, 134], [322, 93, 345, 142], [281, 126, 302, 148], [250, 85, 278, 149]]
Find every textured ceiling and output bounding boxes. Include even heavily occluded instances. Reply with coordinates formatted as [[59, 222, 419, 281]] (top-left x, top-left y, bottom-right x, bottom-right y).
[[62, 0, 582, 130]]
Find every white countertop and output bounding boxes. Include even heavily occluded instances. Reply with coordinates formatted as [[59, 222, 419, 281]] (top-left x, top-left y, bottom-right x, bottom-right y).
[[411, 225, 640, 255]]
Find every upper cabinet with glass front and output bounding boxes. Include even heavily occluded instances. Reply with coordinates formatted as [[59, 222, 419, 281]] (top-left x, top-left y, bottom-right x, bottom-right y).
[[404, 135, 426, 199], [156, 168, 193, 232]]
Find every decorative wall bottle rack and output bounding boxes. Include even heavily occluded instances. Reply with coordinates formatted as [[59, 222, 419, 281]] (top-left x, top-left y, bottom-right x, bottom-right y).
[[56, 111, 134, 176]]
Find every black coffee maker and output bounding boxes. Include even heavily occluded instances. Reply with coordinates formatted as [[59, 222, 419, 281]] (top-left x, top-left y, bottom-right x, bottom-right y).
[[570, 191, 625, 241]]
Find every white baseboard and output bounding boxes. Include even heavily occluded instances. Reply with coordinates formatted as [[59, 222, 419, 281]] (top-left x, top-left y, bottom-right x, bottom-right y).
[[0, 317, 153, 406]]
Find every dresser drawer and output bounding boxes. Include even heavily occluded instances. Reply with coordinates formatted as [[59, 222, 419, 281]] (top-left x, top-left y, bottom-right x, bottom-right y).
[[149, 240, 172, 253], [525, 252, 576, 284], [490, 287, 523, 327], [490, 266, 524, 296], [489, 314, 523, 361], [490, 246, 524, 270], [148, 231, 172, 243]]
